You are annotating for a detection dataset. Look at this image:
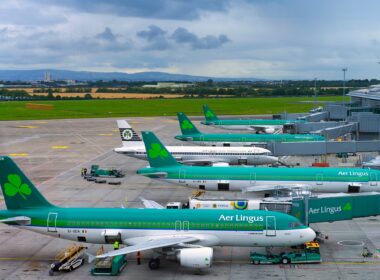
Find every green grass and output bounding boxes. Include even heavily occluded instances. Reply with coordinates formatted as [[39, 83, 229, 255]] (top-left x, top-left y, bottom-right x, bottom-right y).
[[0, 96, 346, 121]]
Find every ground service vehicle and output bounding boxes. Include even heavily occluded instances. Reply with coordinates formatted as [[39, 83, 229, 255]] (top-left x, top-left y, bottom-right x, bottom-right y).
[[90, 165, 123, 178], [250, 242, 321, 265]]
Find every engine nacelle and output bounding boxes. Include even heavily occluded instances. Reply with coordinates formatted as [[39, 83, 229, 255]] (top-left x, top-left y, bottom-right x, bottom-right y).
[[264, 127, 275, 134], [212, 162, 229, 167], [177, 247, 213, 268]]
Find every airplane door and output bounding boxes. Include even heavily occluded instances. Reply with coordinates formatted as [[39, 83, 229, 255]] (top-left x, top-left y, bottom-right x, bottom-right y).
[[47, 212, 58, 232], [316, 173, 323, 185], [183, 221, 189, 232], [179, 169, 186, 183], [175, 220, 181, 231], [250, 173, 256, 185], [200, 135, 205, 144], [266, 216, 276, 236], [370, 172, 377, 186]]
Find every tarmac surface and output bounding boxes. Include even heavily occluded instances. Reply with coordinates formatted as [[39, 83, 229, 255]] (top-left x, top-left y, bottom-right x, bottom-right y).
[[0, 116, 380, 279]]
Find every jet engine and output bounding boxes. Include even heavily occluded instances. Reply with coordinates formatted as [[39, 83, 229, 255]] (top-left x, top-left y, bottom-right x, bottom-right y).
[[212, 162, 229, 167], [264, 127, 276, 134], [177, 247, 213, 268]]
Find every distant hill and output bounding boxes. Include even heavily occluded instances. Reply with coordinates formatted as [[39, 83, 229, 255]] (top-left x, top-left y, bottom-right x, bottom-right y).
[[0, 69, 262, 82]]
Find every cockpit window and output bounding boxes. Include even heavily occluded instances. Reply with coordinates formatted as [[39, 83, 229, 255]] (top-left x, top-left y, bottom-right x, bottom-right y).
[[288, 222, 302, 228]]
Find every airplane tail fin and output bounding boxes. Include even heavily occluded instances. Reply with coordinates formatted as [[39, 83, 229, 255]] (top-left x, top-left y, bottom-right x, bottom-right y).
[[141, 131, 180, 167], [203, 104, 219, 121], [0, 156, 55, 210], [117, 120, 142, 147], [177, 112, 201, 135]]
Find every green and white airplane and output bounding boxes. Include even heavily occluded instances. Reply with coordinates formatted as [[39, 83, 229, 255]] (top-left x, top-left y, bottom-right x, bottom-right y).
[[0, 156, 315, 270], [201, 104, 306, 133], [175, 112, 325, 146], [139, 132, 380, 193]]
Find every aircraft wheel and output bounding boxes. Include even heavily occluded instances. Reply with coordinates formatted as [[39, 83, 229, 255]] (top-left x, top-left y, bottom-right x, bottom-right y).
[[281, 257, 290, 264], [148, 258, 160, 270]]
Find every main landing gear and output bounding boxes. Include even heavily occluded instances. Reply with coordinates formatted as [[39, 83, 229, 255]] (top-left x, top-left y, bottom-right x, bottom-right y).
[[148, 257, 160, 270]]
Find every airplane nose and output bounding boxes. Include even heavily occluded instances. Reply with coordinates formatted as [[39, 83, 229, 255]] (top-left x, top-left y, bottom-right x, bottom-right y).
[[302, 228, 316, 242]]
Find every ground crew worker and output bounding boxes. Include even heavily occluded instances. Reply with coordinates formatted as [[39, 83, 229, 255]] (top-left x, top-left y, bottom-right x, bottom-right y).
[[83, 168, 87, 176], [113, 241, 119, 250], [136, 251, 141, 265], [81, 168, 84, 177]]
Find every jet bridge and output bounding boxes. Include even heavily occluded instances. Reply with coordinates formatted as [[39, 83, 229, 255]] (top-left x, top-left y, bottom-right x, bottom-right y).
[[291, 192, 380, 225], [267, 140, 380, 156]]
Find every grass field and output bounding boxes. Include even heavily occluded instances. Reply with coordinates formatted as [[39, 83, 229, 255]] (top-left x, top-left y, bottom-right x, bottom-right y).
[[0, 96, 347, 121]]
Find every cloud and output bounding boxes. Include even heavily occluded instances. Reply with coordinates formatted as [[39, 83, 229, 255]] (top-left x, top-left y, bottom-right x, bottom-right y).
[[171, 27, 230, 49], [32, 0, 230, 20], [136, 25, 170, 50], [96, 27, 117, 41]]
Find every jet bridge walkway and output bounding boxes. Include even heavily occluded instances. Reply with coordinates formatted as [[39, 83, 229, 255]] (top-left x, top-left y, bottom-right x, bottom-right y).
[[290, 192, 380, 225], [267, 140, 380, 156]]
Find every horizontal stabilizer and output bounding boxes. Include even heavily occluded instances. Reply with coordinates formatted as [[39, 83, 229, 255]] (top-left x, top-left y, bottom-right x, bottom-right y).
[[141, 172, 168, 178], [0, 216, 31, 225]]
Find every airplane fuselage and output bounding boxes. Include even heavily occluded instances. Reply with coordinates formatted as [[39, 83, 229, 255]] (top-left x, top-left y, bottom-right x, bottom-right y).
[[0, 208, 315, 247], [114, 145, 278, 166], [174, 133, 324, 147], [137, 165, 380, 193]]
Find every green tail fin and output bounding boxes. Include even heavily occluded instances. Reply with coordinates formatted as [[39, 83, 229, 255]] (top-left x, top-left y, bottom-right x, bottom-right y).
[[203, 104, 219, 121], [0, 156, 55, 209], [141, 132, 180, 167], [177, 112, 201, 135]]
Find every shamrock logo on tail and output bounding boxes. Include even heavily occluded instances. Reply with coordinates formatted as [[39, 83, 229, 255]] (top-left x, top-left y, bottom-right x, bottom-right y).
[[148, 143, 169, 159], [4, 174, 31, 200], [206, 110, 215, 118], [122, 129, 133, 140], [181, 120, 193, 130]]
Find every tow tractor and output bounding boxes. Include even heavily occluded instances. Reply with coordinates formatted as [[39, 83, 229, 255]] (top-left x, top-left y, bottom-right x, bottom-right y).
[[49, 244, 87, 276], [250, 242, 321, 265], [90, 165, 124, 178]]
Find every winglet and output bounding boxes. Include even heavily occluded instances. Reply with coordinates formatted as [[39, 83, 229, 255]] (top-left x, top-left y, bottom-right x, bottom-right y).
[[203, 105, 219, 121], [141, 131, 180, 167], [177, 113, 201, 135]]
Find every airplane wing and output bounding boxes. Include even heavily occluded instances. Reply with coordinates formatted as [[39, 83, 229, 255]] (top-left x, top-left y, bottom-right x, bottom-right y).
[[95, 235, 198, 259], [0, 216, 31, 225], [244, 184, 311, 193], [139, 197, 165, 209]]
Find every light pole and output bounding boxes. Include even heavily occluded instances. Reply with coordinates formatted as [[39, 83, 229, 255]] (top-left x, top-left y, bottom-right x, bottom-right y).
[[342, 68, 347, 103], [314, 78, 317, 109]]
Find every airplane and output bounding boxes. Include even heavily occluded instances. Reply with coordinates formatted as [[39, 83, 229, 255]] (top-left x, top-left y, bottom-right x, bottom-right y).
[[138, 131, 380, 193], [113, 120, 279, 166], [201, 104, 306, 133], [175, 112, 325, 146], [0, 156, 315, 270]]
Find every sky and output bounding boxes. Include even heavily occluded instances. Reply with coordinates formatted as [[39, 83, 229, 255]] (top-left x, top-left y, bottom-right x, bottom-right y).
[[1, 0, 380, 79]]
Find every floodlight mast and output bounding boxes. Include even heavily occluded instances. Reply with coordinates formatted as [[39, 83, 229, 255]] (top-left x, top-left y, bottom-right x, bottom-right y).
[[342, 68, 347, 103]]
